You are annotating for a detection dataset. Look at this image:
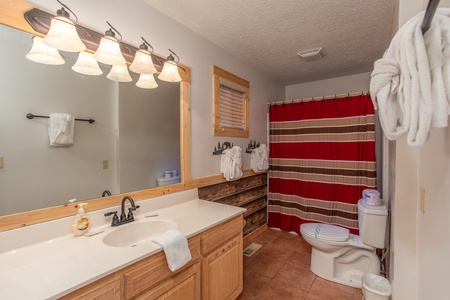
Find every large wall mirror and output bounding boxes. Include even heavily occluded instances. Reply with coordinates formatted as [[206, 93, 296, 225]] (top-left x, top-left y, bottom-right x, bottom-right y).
[[0, 0, 191, 229]]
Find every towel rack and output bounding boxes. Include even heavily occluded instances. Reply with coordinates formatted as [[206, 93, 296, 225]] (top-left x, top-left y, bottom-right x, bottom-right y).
[[421, 0, 440, 33], [26, 113, 95, 124]]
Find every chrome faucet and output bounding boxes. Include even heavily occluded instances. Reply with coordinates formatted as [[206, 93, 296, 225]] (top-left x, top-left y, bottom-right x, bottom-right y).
[[104, 196, 140, 227]]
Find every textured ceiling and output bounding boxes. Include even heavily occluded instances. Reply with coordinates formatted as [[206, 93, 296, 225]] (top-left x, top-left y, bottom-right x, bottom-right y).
[[143, 0, 397, 85]]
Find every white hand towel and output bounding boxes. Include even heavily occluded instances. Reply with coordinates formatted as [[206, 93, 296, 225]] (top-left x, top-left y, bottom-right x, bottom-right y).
[[251, 144, 269, 173], [152, 229, 192, 272], [370, 8, 450, 147], [220, 146, 243, 181], [48, 113, 75, 146]]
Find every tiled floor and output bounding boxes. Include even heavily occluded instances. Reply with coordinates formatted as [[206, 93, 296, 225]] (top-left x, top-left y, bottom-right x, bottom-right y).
[[238, 228, 363, 300]]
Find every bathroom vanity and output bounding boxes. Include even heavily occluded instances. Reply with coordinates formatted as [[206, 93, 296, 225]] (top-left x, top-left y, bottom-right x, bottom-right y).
[[0, 189, 245, 299]]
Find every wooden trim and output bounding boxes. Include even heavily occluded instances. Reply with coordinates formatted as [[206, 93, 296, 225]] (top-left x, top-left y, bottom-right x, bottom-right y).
[[243, 224, 268, 249], [0, 170, 266, 232], [212, 66, 249, 88], [0, 0, 40, 35], [212, 66, 249, 138]]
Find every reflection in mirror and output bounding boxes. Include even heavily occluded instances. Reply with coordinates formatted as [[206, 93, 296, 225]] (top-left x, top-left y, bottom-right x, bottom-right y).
[[0, 24, 181, 216]]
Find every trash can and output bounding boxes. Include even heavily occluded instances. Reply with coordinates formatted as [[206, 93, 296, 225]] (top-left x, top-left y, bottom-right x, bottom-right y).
[[362, 273, 392, 300]]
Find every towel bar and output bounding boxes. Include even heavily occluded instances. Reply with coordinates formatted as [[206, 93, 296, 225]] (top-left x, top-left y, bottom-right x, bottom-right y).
[[26, 113, 95, 124]]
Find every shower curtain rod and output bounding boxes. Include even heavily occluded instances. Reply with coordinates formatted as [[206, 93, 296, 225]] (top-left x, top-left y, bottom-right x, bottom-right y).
[[268, 90, 369, 106]]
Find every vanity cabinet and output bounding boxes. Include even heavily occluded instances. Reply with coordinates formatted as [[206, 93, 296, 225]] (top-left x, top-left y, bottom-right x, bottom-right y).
[[201, 216, 243, 300], [58, 215, 243, 300], [58, 273, 121, 300], [123, 236, 201, 299]]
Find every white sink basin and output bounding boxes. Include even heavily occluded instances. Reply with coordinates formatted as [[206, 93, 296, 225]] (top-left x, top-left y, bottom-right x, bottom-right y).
[[102, 220, 177, 247]]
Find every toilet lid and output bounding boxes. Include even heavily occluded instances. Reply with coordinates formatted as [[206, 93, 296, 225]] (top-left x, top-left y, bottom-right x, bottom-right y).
[[300, 223, 349, 242]]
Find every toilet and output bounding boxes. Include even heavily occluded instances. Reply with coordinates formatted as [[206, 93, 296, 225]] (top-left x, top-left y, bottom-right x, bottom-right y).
[[300, 198, 388, 288]]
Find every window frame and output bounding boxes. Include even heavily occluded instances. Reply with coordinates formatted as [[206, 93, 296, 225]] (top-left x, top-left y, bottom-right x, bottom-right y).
[[212, 65, 249, 137]]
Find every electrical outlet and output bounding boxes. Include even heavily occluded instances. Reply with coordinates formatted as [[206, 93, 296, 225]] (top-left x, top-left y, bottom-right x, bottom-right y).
[[102, 160, 109, 170], [420, 187, 425, 213]]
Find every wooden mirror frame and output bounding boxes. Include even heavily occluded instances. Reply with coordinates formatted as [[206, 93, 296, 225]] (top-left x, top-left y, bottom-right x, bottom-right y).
[[0, 0, 191, 231]]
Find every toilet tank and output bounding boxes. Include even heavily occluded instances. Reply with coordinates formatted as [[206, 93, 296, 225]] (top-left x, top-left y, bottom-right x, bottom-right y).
[[358, 198, 388, 248]]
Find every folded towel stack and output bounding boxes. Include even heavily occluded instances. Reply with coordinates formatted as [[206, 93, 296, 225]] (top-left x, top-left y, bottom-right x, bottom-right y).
[[370, 8, 450, 147], [48, 113, 75, 146], [152, 229, 192, 272]]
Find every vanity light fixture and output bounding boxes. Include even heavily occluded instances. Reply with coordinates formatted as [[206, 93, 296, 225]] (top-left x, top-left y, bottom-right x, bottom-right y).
[[93, 22, 126, 65], [130, 37, 157, 74], [72, 51, 103, 76], [26, 36, 65, 65], [107, 64, 132, 82], [136, 74, 158, 89], [43, 0, 86, 52], [158, 49, 182, 82]]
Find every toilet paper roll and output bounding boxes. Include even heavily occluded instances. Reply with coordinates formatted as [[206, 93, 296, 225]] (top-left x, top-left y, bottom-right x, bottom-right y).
[[363, 189, 382, 206]]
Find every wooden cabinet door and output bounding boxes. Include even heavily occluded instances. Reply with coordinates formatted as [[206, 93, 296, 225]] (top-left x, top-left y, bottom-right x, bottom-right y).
[[202, 235, 243, 300], [135, 263, 201, 300]]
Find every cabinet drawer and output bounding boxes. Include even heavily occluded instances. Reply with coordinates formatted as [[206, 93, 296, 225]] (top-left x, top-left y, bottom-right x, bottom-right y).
[[124, 236, 200, 299], [135, 263, 201, 300], [58, 273, 121, 300], [201, 216, 243, 255]]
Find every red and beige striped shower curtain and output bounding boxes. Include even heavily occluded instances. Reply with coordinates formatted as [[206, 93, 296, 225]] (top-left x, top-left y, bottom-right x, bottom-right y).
[[268, 94, 376, 234]]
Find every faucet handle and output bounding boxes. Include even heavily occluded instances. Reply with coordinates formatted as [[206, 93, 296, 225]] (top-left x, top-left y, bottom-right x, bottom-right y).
[[104, 211, 119, 226], [127, 207, 135, 220], [131, 205, 140, 211]]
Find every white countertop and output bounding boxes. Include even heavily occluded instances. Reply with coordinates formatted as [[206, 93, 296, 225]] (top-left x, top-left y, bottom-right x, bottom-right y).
[[0, 190, 245, 300]]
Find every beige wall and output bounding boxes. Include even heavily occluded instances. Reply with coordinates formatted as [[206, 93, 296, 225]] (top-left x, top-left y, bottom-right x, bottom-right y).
[[285, 72, 371, 100], [392, 0, 450, 299]]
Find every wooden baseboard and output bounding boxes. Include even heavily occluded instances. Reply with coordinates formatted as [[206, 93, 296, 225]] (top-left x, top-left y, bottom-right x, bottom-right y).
[[243, 224, 268, 249]]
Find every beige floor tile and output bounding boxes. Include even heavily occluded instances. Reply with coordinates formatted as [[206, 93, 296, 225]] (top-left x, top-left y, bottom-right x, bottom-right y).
[[296, 239, 313, 254], [274, 262, 316, 291], [242, 268, 271, 297], [271, 234, 304, 251], [254, 229, 281, 244], [236, 291, 256, 300], [286, 250, 311, 270], [258, 242, 295, 262], [245, 253, 284, 278], [308, 276, 361, 300], [257, 279, 307, 300]]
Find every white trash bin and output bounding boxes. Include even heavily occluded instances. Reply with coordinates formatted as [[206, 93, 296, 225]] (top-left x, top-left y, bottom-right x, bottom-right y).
[[362, 273, 392, 300]]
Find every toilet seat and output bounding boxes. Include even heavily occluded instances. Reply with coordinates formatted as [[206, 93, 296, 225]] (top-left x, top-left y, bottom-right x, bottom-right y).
[[300, 223, 349, 242]]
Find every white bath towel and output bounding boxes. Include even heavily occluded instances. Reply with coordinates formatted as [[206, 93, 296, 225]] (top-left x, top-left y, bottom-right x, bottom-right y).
[[220, 146, 243, 181], [370, 8, 450, 147], [152, 229, 192, 272], [251, 144, 269, 173], [48, 113, 75, 146]]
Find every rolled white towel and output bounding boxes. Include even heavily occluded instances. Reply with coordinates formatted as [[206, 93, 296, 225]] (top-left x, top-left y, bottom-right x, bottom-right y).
[[221, 146, 243, 181]]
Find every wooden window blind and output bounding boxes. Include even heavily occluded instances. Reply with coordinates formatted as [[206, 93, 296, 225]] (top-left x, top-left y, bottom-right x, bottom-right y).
[[213, 66, 249, 137]]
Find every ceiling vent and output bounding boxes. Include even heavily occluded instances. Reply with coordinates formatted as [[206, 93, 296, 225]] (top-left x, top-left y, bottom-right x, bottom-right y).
[[297, 47, 325, 62]]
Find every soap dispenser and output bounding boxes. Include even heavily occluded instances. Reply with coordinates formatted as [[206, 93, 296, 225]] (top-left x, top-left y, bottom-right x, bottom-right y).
[[72, 203, 91, 236]]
